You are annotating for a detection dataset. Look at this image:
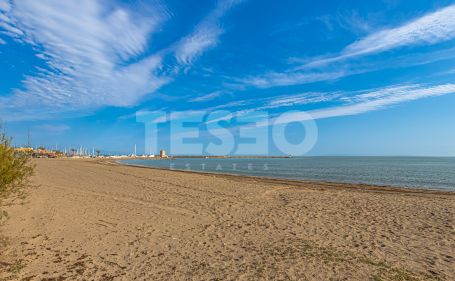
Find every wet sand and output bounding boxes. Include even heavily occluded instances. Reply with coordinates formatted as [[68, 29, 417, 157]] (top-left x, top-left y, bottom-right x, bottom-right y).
[[1, 158, 454, 280]]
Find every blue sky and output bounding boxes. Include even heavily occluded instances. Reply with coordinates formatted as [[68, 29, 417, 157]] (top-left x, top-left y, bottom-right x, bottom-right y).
[[1, 0, 455, 155]]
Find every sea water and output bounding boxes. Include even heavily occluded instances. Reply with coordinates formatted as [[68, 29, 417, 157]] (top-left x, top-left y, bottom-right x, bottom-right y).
[[120, 157, 455, 191]]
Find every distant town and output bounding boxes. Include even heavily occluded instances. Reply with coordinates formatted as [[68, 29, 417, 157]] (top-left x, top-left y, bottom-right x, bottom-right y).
[[13, 146, 291, 159], [13, 146, 167, 159]]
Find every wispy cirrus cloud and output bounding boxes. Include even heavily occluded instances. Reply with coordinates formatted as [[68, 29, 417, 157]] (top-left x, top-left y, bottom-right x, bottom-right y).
[[242, 71, 347, 88], [0, 0, 10, 11], [202, 91, 337, 115], [0, 0, 240, 120], [304, 4, 455, 68], [0, 0, 170, 119], [134, 84, 455, 134], [271, 84, 455, 124], [205, 84, 455, 131], [175, 24, 222, 65], [242, 4, 455, 89], [189, 90, 223, 102], [175, 0, 242, 65], [264, 92, 338, 108]]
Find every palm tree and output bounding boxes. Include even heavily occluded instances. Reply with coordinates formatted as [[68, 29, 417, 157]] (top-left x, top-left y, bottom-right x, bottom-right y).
[[96, 150, 101, 157]]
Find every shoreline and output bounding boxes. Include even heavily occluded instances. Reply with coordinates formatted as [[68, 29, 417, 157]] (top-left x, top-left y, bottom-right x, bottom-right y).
[[115, 159, 455, 195]]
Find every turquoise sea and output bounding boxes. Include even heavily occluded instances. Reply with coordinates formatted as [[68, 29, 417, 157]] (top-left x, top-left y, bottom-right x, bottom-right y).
[[120, 157, 455, 191]]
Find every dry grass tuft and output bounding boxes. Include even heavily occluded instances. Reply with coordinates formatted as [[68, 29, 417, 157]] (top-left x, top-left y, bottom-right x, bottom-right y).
[[0, 125, 34, 202]]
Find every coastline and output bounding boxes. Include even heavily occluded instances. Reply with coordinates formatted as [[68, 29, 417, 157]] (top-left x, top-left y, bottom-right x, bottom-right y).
[[1, 158, 454, 280], [116, 159, 455, 195]]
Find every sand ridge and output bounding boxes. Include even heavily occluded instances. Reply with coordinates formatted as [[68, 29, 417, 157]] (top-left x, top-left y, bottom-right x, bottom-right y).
[[1, 158, 454, 280]]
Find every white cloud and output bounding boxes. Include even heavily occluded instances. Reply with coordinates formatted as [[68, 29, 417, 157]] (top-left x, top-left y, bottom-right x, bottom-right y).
[[242, 71, 346, 88], [175, 25, 222, 65], [242, 4, 455, 89], [272, 84, 455, 124], [347, 5, 455, 54], [190, 90, 223, 102], [0, 0, 244, 120], [175, 0, 241, 65], [157, 84, 455, 131], [202, 92, 340, 124], [264, 92, 337, 108], [0, 0, 10, 12], [0, 0, 170, 119], [305, 4, 455, 68], [204, 84, 455, 134]]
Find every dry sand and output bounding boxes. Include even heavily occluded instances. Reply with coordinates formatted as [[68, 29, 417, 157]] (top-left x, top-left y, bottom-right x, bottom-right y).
[[1, 158, 454, 280]]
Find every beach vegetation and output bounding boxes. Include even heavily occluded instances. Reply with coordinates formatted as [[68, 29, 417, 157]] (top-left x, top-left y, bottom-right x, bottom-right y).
[[0, 125, 34, 201], [8, 261, 26, 274]]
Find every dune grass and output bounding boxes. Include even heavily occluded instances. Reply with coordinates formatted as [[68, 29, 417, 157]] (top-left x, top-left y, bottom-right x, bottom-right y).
[[0, 126, 34, 202]]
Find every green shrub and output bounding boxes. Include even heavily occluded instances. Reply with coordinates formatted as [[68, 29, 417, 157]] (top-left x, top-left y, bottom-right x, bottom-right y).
[[0, 127, 34, 200]]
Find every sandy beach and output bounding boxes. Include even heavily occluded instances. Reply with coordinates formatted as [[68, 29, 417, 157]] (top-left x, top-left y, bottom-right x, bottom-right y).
[[1, 158, 454, 280]]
